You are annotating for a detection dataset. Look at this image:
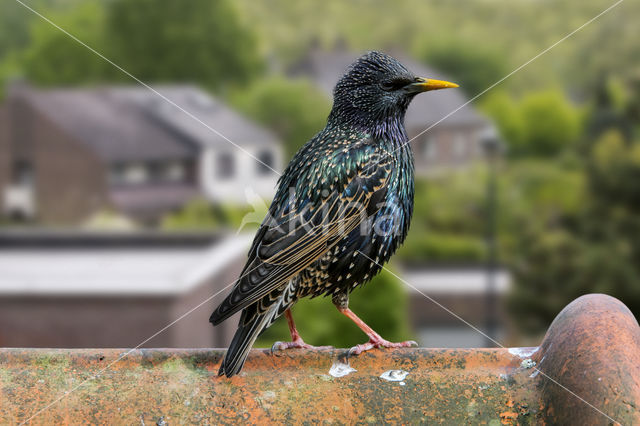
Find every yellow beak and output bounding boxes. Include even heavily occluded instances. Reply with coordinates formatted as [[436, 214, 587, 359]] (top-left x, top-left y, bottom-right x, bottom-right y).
[[409, 78, 459, 92]]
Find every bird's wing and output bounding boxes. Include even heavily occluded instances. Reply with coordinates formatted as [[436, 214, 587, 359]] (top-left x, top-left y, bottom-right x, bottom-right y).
[[210, 139, 392, 324]]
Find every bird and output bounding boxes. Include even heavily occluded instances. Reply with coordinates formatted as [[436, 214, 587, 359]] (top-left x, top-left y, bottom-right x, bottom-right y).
[[210, 51, 459, 377]]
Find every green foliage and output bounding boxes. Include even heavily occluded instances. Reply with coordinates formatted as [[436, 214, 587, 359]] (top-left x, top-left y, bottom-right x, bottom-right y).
[[500, 159, 585, 225], [420, 39, 508, 96], [399, 232, 486, 263], [5, 0, 262, 90], [232, 76, 330, 157], [21, 1, 113, 85], [107, 0, 263, 90], [481, 91, 580, 157], [236, 0, 639, 98], [480, 92, 526, 152], [161, 199, 221, 230], [162, 198, 263, 231], [507, 131, 640, 333], [519, 91, 581, 156], [256, 269, 413, 347]]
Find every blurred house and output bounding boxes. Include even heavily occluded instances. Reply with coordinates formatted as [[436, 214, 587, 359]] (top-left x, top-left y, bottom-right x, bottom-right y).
[[0, 82, 283, 225], [401, 266, 512, 347], [0, 230, 252, 348], [288, 47, 494, 176]]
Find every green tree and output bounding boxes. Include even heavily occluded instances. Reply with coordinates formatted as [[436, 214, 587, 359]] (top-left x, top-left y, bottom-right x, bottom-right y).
[[20, 1, 113, 85], [480, 92, 526, 154], [420, 39, 508, 96], [232, 76, 330, 157], [482, 91, 581, 157], [256, 269, 413, 348], [519, 91, 581, 156], [507, 131, 640, 334], [107, 0, 263, 90]]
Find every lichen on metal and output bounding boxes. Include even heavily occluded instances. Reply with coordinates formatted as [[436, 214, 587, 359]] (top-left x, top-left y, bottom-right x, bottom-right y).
[[0, 294, 638, 425]]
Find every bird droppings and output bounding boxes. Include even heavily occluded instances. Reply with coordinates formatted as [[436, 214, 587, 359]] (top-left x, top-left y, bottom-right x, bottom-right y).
[[508, 347, 539, 359], [380, 369, 409, 382], [520, 359, 536, 369], [329, 360, 357, 378]]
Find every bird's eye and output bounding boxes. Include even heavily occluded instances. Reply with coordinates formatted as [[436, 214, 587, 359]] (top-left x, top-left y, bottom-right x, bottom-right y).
[[380, 80, 395, 91], [379, 78, 410, 92]]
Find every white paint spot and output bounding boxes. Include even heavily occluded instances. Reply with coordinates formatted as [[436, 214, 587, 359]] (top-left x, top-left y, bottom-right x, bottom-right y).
[[380, 370, 409, 382], [521, 359, 536, 369], [508, 347, 539, 359], [329, 361, 357, 378], [399, 381, 406, 386]]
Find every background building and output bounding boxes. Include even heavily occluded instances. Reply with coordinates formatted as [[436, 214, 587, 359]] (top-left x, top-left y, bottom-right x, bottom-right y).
[[0, 83, 283, 225], [0, 230, 251, 348]]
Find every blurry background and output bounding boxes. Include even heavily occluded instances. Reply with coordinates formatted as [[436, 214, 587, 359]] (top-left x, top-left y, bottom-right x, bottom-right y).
[[0, 0, 638, 349]]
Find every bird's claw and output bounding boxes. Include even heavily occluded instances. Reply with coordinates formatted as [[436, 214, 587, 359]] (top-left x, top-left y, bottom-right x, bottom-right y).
[[347, 339, 417, 357], [271, 340, 333, 355]]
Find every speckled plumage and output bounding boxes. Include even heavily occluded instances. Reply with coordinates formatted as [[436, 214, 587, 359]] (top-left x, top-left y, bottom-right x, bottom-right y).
[[211, 51, 455, 377]]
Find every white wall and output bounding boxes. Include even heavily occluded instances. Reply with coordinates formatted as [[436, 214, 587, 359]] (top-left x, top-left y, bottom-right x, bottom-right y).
[[200, 145, 283, 204]]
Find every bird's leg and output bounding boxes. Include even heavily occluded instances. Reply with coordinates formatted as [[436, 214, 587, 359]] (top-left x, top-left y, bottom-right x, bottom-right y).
[[271, 309, 333, 353], [333, 292, 417, 356]]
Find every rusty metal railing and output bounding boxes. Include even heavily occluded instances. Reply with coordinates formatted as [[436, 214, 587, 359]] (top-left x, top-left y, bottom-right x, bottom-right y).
[[1, 294, 638, 424]]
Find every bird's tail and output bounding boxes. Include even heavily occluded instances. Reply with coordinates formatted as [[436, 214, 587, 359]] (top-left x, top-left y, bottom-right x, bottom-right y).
[[218, 305, 276, 377]]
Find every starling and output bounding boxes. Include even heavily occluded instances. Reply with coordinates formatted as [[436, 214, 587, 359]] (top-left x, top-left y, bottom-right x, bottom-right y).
[[210, 51, 458, 377]]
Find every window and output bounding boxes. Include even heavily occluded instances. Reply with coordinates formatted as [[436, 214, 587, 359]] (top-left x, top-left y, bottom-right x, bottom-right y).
[[257, 150, 275, 175], [108, 164, 126, 185], [109, 163, 149, 185], [125, 164, 149, 184], [164, 162, 186, 182], [217, 152, 235, 179], [12, 160, 34, 186], [148, 161, 186, 183]]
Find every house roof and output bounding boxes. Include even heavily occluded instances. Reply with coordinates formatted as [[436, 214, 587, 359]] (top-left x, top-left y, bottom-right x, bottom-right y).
[[0, 232, 253, 296], [289, 48, 489, 130], [18, 84, 279, 163]]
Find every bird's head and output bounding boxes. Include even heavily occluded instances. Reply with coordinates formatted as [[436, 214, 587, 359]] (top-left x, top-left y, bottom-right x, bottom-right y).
[[329, 51, 458, 137]]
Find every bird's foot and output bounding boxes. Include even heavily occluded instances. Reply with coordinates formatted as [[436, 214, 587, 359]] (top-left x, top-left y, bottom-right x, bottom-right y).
[[348, 337, 417, 356], [271, 338, 333, 354]]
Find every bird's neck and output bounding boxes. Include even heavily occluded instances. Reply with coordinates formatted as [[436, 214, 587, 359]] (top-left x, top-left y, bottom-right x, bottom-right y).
[[328, 108, 409, 146]]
